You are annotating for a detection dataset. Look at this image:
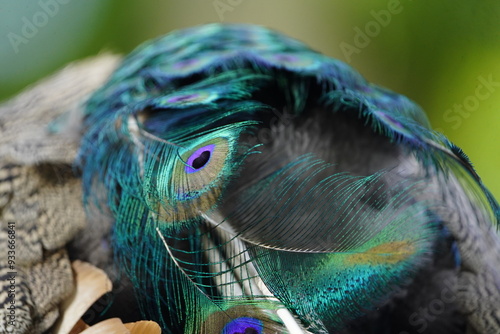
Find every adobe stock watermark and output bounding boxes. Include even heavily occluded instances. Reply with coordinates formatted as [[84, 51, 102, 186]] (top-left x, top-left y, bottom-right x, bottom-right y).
[[239, 108, 294, 163], [256, 109, 294, 145], [398, 274, 458, 334], [213, 0, 245, 22], [435, 74, 500, 132], [6, 0, 72, 54], [339, 0, 410, 63], [3, 222, 17, 333]]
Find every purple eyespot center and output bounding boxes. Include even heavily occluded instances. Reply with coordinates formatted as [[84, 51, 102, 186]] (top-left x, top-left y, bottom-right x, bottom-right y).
[[222, 317, 263, 334], [274, 54, 297, 62], [185, 144, 215, 173], [174, 58, 198, 69], [168, 93, 199, 103]]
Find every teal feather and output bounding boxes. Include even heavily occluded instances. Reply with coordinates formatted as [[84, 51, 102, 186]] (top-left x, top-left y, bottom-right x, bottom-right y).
[[78, 24, 500, 333]]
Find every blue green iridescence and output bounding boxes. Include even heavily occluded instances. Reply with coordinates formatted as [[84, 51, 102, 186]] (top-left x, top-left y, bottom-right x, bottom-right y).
[[78, 24, 499, 333]]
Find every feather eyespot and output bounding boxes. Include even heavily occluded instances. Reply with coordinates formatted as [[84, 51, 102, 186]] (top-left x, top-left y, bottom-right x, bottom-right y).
[[222, 317, 263, 334], [172, 138, 230, 203], [185, 144, 215, 173], [200, 305, 284, 334], [165, 91, 217, 106]]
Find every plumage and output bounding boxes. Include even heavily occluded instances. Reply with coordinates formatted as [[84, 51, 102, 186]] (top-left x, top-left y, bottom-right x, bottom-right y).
[[0, 55, 120, 334], [1, 23, 499, 334]]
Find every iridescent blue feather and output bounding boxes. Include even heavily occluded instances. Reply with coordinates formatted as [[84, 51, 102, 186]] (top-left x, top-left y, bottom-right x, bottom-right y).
[[78, 24, 500, 334]]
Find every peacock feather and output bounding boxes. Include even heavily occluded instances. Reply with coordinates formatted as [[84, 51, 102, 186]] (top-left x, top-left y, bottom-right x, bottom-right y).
[[73, 24, 500, 334], [73, 25, 500, 334]]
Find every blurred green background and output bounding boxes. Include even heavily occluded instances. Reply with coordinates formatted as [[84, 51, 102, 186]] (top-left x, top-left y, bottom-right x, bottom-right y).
[[1, 0, 499, 199]]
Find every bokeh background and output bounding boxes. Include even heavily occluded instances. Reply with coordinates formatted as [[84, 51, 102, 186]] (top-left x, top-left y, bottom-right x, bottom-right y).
[[1, 0, 499, 199]]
